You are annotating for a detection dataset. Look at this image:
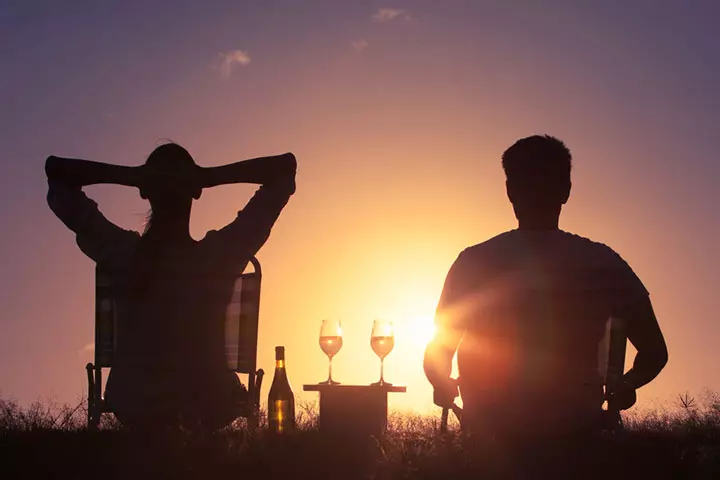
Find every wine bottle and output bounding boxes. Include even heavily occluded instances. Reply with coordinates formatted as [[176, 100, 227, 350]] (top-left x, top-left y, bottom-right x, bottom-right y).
[[268, 345, 295, 432]]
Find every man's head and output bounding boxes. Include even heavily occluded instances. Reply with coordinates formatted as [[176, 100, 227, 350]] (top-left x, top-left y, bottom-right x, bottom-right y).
[[140, 143, 201, 231], [502, 135, 572, 227]]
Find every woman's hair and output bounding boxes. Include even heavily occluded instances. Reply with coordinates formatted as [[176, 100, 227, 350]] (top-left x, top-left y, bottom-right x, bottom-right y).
[[133, 143, 198, 299], [142, 142, 197, 235], [145, 142, 196, 170]]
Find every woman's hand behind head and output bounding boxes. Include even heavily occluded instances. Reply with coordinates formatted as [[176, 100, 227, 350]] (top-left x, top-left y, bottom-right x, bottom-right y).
[[138, 161, 203, 201]]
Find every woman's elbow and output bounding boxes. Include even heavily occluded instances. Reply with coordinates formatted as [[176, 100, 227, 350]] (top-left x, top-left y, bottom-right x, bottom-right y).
[[282, 152, 297, 176], [45, 155, 58, 179], [278, 153, 297, 194], [657, 346, 669, 371]]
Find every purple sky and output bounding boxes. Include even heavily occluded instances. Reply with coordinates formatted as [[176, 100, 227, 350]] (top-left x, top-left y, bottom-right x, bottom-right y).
[[1, 1, 718, 413]]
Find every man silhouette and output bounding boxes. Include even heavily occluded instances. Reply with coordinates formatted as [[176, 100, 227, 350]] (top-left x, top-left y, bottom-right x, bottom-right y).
[[424, 135, 668, 440]]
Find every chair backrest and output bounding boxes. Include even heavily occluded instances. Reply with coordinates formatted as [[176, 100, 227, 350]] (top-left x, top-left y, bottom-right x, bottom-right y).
[[94, 257, 262, 373], [95, 267, 121, 368], [598, 316, 627, 409], [224, 258, 262, 373]]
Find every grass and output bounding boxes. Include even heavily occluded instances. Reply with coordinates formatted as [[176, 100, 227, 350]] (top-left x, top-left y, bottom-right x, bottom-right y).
[[1, 394, 719, 479]]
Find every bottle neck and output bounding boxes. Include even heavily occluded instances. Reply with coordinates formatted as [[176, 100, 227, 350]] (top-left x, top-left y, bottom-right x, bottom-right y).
[[273, 358, 289, 386], [273, 347, 289, 384]]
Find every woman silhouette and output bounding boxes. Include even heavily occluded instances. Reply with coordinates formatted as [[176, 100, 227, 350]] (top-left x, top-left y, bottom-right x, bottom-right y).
[[46, 143, 296, 430]]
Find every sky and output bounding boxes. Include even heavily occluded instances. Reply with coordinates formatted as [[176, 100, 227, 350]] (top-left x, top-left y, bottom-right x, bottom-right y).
[[0, 0, 718, 415]]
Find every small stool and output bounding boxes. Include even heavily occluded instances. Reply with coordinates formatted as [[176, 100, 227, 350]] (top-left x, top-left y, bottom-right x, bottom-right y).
[[303, 384, 407, 437]]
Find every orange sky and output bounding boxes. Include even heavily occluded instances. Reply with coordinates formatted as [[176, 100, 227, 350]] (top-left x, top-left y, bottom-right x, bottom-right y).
[[1, 2, 718, 415]]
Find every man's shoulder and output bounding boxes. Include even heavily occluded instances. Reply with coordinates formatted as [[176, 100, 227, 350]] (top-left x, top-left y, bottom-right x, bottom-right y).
[[460, 230, 515, 257], [454, 230, 524, 270], [457, 230, 626, 266], [559, 231, 648, 295], [449, 230, 646, 295], [556, 231, 626, 264]]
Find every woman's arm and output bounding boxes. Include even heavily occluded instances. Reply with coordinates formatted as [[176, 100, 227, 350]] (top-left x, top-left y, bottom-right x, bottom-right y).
[[201, 153, 297, 263], [198, 153, 296, 191], [45, 156, 142, 262], [45, 156, 142, 188]]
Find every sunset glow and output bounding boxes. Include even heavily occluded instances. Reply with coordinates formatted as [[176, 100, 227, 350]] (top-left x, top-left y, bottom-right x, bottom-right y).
[[406, 314, 437, 351], [0, 1, 718, 417]]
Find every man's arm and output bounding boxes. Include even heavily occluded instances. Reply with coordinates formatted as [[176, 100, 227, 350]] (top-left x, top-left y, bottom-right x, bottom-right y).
[[605, 247, 669, 411], [424, 322, 462, 388], [623, 297, 668, 390], [45, 156, 141, 261], [424, 329, 462, 407], [424, 254, 468, 407]]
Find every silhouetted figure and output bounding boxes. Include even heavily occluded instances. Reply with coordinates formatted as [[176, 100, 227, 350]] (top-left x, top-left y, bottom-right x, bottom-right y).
[[46, 143, 296, 431], [424, 135, 668, 443]]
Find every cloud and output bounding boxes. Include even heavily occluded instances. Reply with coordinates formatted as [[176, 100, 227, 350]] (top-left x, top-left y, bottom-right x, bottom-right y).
[[372, 7, 412, 23], [352, 39, 369, 52], [218, 49, 251, 78]]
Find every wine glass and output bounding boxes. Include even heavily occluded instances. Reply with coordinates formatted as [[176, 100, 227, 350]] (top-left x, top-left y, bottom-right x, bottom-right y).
[[319, 319, 343, 385], [370, 319, 394, 386]]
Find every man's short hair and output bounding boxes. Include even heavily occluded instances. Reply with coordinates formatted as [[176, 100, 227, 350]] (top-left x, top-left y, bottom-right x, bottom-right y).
[[502, 135, 572, 184]]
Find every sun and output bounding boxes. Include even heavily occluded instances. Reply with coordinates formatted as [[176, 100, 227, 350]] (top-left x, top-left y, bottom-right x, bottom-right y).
[[402, 313, 437, 350]]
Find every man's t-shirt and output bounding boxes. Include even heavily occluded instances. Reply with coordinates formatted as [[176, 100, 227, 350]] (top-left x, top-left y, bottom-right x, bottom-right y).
[[436, 229, 648, 429]]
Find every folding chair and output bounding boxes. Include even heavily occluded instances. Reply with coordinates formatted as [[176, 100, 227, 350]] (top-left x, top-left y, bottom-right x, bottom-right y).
[[86, 257, 265, 430], [437, 316, 628, 434], [439, 401, 463, 434]]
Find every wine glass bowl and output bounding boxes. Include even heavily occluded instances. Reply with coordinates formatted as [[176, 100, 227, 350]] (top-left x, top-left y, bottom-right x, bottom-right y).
[[370, 319, 394, 386], [319, 335, 342, 358], [370, 335, 394, 359], [319, 319, 342, 385]]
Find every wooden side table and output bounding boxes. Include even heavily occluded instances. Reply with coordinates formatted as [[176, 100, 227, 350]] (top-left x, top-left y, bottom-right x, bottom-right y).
[[303, 384, 407, 437]]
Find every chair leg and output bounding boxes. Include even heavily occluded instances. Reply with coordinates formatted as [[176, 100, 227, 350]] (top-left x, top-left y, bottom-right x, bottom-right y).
[[600, 409, 624, 439], [439, 404, 463, 434], [248, 411, 259, 431], [249, 369, 264, 431], [86, 363, 103, 430], [93, 366, 103, 429], [440, 407, 449, 433], [86, 363, 97, 431], [610, 410, 624, 434]]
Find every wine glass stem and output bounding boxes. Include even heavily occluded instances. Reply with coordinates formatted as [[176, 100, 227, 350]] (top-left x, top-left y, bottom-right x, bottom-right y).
[[328, 357, 333, 383], [380, 357, 385, 384]]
